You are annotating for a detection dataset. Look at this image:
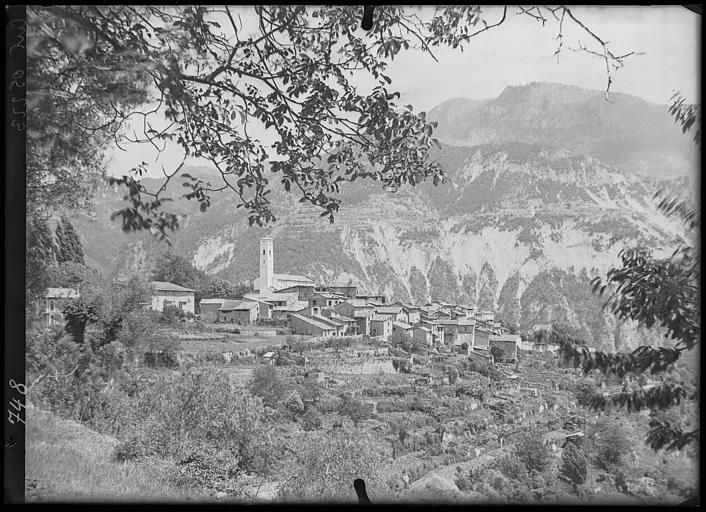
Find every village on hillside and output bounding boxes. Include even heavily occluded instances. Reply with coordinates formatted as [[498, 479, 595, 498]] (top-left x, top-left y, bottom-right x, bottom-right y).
[[33, 236, 689, 505], [44, 237, 565, 367]]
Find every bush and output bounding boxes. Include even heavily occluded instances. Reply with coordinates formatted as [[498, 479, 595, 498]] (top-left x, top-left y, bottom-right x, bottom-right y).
[[574, 381, 598, 406], [250, 365, 285, 408], [560, 440, 588, 488], [454, 467, 473, 491], [142, 332, 179, 368], [284, 390, 305, 419], [302, 408, 322, 431], [158, 304, 186, 325], [120, 368, 274, 478], [590, 417, 632, 471], [277, 428, 390, 502], [499, 454, 528, 480], [515, 432, 551, 475], [113, 436, 147, 462], [338, 394, 372, 426], [490, 346, 505, 362]]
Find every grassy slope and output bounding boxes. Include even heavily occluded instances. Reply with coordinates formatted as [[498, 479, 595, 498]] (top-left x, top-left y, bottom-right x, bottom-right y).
[[25, 406, 198, 503]]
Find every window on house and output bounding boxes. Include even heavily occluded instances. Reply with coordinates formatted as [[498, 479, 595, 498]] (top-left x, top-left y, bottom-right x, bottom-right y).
[[263, 249, 265, 255]]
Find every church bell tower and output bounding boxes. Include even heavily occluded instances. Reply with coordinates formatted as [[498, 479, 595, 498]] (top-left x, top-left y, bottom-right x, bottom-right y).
[[259, 237, 274, 293]]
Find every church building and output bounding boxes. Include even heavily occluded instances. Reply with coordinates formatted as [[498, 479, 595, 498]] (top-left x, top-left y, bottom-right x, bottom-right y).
[[253, 237, 315, 295]]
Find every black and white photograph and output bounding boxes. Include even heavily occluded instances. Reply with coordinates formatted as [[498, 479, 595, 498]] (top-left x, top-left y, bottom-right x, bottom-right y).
[[14, 4, 700, 504]]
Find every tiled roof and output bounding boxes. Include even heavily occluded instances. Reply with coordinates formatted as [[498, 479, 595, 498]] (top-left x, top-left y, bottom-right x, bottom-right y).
[[311, 314, 345, 327], [332, 313, 356, 322], [274, 284, 315, 293], [272, 301, 309, 312], [344, 299, 375, 308], [243, 293, 279, 304], [220, 300, 258, 311], [273, 273, 315, 283], [199, 298, 228, 305], [150, 281, 196, 293], [369, 314, 391, 322], [376, 306, 403, 314], [289, 313, 335, 331], [489, 334, 521, 342], [414, 325, 432, 332], [393, 321, 412, 330], [45, 287, 80, 299]]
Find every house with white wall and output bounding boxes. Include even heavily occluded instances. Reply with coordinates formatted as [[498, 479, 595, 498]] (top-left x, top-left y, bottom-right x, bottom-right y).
[[150, 281, 196, 314]]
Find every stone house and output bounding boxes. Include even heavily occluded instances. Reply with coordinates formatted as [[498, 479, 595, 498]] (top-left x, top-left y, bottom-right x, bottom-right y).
[[457, 317, 476, 347], [398, 303, 421, 324], [44, 287, 80, 326], [334, 299, 374, 318], [288, 313, 337, 337], [475, 310, 496, 322], [357, 293, 386, 304], [198, 298, 227, 322], [320, 309, 358, 334], [308, 292, 346, 315], [326, 285, 357, 299], [468, 347, 494, 370], [421, 319, 445, 346], [218, 300, 259, 324], [473, 326, 496, 349], [310, 314, 347, 336], [242, 294, 276, 320], [274, 284, 316, 301], [392, 320, 413, 338], [369, 314, 393, 341], [375, 305, 408, 323], [271, 301, 309, 320], [489, 334, 520, 362], [334, 299, 375, 335], [435, 318, 459, 345], [412, 325, 433, 347], [150, 281, 196, 314]]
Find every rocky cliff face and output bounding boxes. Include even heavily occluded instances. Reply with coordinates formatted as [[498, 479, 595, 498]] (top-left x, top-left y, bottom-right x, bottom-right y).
[[75, 83, 694, 351]]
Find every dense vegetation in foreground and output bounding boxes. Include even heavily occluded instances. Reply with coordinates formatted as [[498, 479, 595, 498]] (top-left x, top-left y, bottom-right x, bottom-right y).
[[26, 307, 698, 503]]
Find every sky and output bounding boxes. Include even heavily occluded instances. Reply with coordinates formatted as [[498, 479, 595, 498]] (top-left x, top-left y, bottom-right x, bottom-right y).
[[106, 5, 700, 178]]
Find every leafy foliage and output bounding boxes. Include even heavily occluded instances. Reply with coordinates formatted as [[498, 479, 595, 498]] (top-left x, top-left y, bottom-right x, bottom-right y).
[[669, 91, 700, 145], [389, 329, 425, 353], [25, 7, 152, 219], [54, 216, 85, 265], [557, 177, 699, 452], [284, 389, 305, 419], [151, 252, 206, 290], [337, 394, 372, 426], [514, 431, 551, 475], [277, 427, 390, 502], [489, 346, 505, 362], [301, 407, 322, 431], [250, 365, 285, 408], [589, 417, 632, 471], [62, 299, 99, 345], [116, 369, 274, 489], [560, 439, 588, 487], [26, 214, 57, 306], [28, 5, 562, 237]]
